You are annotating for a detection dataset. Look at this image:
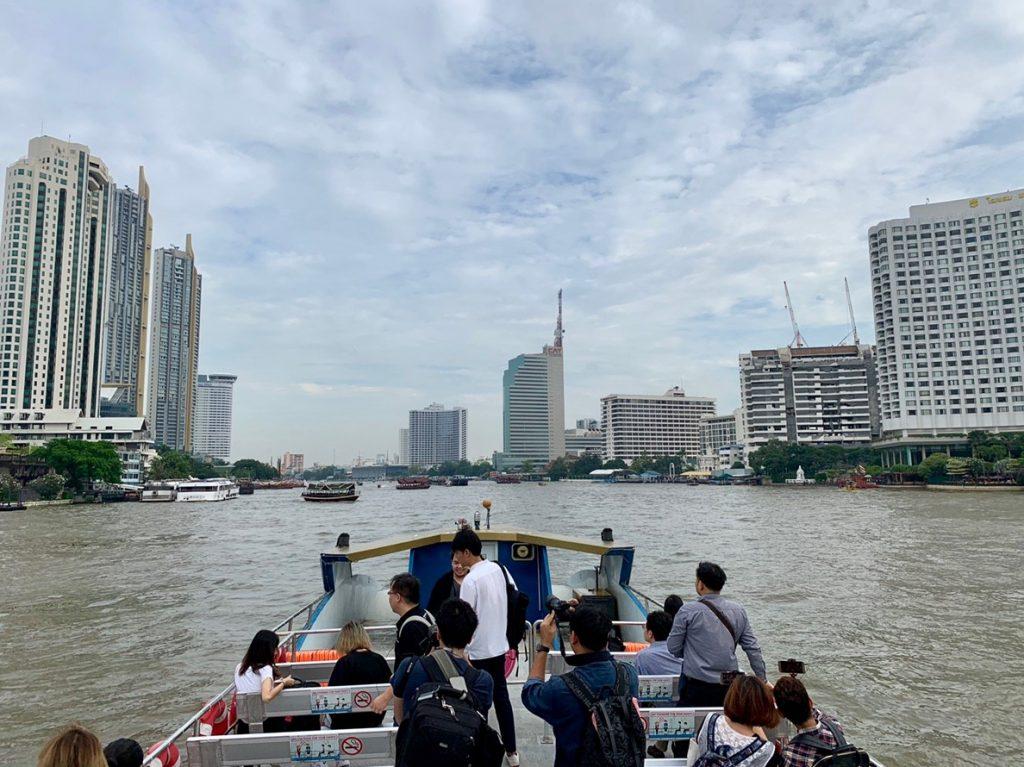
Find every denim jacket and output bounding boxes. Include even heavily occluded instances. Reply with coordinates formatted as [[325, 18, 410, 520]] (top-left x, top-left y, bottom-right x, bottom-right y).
[[521, 651, 639, 767]]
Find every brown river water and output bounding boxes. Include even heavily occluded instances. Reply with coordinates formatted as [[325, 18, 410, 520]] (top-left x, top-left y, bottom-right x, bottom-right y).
[[1, 483, 1022, 766]]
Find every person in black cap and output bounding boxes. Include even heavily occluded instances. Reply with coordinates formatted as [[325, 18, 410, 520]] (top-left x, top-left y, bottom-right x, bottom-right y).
[[104, 738, 144, 767]]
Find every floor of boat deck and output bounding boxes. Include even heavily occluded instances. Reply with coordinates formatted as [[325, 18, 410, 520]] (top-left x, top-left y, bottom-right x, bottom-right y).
[[498, 693, 556, 765]]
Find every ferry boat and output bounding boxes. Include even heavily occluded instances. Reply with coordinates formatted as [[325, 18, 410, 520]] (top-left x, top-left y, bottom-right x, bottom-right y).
[[445, 476, 470, 486], [396, 476, 430, 490], [175, 478, 240, 502], [147, 518, 887, 767], [140, 482, 178, 502], [302, 482, 359, 502]]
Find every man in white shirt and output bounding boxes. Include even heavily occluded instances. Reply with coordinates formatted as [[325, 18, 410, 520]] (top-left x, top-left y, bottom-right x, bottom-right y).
[[452, 528, 519, 766]]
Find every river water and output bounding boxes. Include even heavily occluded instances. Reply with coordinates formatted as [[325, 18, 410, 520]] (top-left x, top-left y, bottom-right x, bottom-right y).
[[1, 483, 1021, 766]]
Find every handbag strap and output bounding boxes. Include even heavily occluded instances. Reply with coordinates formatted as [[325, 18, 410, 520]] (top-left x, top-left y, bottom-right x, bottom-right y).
[[699, 598, 738, 646]]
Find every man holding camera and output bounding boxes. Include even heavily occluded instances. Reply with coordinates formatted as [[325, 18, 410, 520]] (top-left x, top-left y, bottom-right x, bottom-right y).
[[667, 561, 767, 709], [522, 606, 640, 767]]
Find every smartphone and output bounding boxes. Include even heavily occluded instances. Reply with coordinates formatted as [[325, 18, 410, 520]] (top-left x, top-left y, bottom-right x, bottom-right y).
[[778, 658, 806, 675]]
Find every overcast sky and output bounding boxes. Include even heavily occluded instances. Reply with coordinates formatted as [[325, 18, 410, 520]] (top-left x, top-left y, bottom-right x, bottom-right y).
[[3, 1, 1024, 464]]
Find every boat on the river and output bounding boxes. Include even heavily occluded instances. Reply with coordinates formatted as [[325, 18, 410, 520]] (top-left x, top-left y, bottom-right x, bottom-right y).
[[302, 482, 359, 502], [175, 478, 240, 502], [445, 475, 470, 486], [141, 482, 178, 502], [494, 473, 520, 484], [396, 476, 430, 490], [238, 481, 255, 495], [147, 516, 888, 767]]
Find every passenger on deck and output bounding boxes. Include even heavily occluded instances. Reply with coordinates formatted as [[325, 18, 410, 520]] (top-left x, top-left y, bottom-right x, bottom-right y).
[[687, 674, 778, 767], [103, 738, 143, 767], [522, 607, 640, 767], [636, 610, 683, 760], [772, 676, 847, 767], [327, 622, 392, 729], [427, 555, 469, 615], [667, 561, 767, 711], [389, 598, 493, 721], [451, 528, 520, 766], [233, 629, 297, 733], [371, 573, 436, 716], [664, 594, 683, 618], [37, 724, 107, 767]]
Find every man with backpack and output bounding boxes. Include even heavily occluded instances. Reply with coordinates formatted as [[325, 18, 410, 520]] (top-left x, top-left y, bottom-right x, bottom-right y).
[[371, 572, 436, 716], [522, 607, 645, 767], [390, 598, 501, 767], [772, 676, 870, 767], [451, 528, 521, 766]]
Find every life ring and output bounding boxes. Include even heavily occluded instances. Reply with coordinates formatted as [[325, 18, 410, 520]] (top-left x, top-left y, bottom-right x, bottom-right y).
[[198, 695, 237, 736], [146, 742, 181, 767]]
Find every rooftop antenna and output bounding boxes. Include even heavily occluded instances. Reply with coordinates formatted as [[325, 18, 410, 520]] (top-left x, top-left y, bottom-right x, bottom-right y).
[[554, 289, 564, 349], [784, 281, 807, 348]]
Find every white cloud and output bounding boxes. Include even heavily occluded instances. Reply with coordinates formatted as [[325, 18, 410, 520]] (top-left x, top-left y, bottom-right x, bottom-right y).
[[4, 1, 1024, 461]]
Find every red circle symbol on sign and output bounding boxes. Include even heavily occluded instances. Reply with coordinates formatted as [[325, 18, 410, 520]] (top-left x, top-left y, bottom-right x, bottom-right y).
[[354, 691, 372, 708], [341, 737, 363, 756]]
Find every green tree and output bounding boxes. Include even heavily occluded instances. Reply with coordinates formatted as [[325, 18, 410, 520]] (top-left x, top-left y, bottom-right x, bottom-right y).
[[918, 453, 949, 482], [570, 453, 603, 478], [29, 472, 66, 500], [520, 459, 535, 474], [0, 472, 21, 503], [602, 458, 627, 470], [730, 461, 745, 469], [148, 451, 195, 480], [232, 458, 280, 480], [33, 439, 122, 491], [546, 456, 570, 480], [470, 459, 494, 476]]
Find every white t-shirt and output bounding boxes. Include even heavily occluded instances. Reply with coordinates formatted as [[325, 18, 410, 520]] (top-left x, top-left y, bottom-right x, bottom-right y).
[[459, 559, 513, 659], [234, 663, 273, 695]]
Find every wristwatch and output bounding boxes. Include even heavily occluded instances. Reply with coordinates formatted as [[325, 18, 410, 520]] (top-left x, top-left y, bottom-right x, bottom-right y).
[[535, 643, 551, 654]]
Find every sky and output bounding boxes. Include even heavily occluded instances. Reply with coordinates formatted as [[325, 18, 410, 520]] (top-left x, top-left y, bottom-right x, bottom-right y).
[[3, 1, 1024, 464]]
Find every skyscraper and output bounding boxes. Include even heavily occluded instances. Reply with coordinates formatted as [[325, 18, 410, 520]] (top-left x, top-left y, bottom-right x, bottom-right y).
[[192, 373, 236, 460], [147, 236, 202, 451], [495, 292, 565, 470], [869, 191, 1024, 463], [408, 404, 467, 467], [102, 167, 152, 417], [0, 136, 113, 415], [398, 427, 409, 466], [601, 387, 716, 462]]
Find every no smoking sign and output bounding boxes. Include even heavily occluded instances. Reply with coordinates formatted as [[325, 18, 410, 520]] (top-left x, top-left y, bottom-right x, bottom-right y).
[[341, 737, 363, 756]]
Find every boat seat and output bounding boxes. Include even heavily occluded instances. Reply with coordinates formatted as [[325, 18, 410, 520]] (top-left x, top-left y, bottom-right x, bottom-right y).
[[237, 683, 393, 727]]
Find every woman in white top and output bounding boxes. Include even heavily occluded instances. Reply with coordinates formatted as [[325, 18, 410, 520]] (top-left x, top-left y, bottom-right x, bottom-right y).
[[687, 674, 778, 767], [233, 629, 298, 733]]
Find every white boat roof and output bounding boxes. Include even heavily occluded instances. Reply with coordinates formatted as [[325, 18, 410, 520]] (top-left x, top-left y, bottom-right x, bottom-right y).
[[326, 529, 628, 561]]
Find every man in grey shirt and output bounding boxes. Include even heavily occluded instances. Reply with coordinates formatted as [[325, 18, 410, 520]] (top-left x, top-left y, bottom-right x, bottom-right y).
[[666, 561, 767, 709]]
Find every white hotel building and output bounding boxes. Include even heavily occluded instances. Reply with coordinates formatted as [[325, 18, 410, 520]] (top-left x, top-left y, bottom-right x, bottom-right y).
[[869, 191, 1024, 463], [601, 387, 715, 462], [192, 373, 236, 461]]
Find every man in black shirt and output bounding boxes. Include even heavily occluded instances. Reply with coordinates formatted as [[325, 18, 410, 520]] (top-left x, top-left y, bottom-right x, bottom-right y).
[[371, 572, 435, 715]]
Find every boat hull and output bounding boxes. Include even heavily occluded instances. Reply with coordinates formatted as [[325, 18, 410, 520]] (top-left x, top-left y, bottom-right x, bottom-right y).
[[302, 494, 359, 502]]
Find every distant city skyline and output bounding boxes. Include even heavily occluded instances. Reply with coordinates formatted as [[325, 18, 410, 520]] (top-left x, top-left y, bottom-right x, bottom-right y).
[[5, 4, 1024, 463]]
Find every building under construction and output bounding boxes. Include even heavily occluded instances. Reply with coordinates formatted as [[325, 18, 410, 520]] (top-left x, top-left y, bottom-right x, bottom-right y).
[[738, 281, 881, 451]]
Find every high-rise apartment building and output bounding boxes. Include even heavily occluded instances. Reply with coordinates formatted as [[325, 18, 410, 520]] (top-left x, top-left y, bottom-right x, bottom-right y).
[[281, 452, 304, 475], [192, 373, 236, 460], [398, 427, 409, 466], [102, 167, 152, 417], [601, 387, 715, 462], [0, 137, 113, 415], [739, 345, 880, 450], [869, 191, 1024, 463], [408, 403, 467, 467], [699, 413, 737, 455], [147, 236, 201, 451], [495, 292, 565, 470]]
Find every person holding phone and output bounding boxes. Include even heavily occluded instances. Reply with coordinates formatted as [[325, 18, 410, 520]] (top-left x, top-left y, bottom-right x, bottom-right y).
[[233, 629, 298, 733]]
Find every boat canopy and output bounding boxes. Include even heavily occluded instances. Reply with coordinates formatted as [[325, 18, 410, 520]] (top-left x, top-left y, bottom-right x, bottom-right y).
[[323, 528, 627, 561]]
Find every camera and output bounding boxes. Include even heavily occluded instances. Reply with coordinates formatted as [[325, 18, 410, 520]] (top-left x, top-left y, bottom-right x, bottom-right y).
[[778, 658, 806, 675], [419, 626, 440, 654], [546, 595, 576, 622]]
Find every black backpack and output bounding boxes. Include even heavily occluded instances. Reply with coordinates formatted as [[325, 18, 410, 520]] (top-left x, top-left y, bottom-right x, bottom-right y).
[[691, 713, 769, 767], [498, 564, 530, 648], [790, 716, 870, 767], [561, 662, 646, 767], [396, 650, 503, 767]]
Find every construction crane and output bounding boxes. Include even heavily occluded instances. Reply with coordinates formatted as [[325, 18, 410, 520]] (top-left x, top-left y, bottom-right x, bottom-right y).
[[784, 281, 807, 348], [838, 277, 861, 346]]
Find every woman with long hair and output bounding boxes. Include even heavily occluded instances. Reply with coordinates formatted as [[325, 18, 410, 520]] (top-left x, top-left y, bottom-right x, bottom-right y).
[[234, 629, 297, 733], [37, 724, 106, 767], [328, 622, 392, 728], [687, 674, 778, 767]]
